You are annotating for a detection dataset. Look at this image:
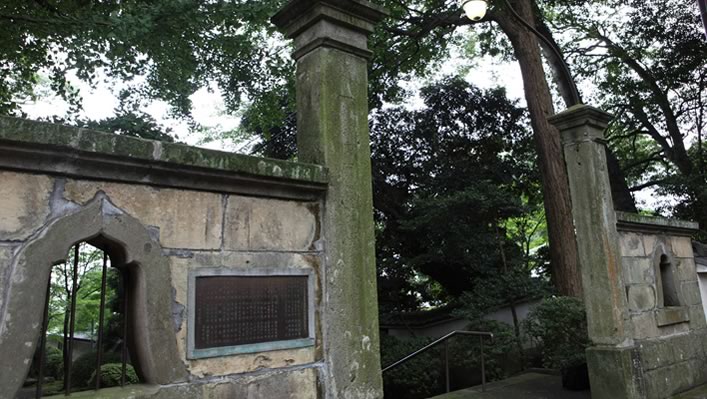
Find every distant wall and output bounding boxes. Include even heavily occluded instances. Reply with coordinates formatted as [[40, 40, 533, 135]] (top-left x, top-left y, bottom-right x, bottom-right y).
[[0, 117, 328, 398], [383, 299, 541, 342]]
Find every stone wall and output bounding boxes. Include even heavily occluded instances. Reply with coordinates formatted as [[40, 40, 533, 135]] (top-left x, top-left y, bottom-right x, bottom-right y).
[[550, 105, 707, 399], [617, 212, 707, 398], [0, 117, 328, 398]]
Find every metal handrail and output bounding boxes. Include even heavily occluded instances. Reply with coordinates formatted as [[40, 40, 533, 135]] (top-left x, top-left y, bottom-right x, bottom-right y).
[[382, 330, 494, 393]]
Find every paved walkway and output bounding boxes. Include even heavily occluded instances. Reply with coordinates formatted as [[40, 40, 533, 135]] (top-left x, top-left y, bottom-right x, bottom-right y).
[[429, 372, 590, 399]]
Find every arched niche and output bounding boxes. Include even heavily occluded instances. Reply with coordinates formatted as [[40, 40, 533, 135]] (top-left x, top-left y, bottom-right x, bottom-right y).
[[0, 193, 187, 398], [652, 243, 680, 308]]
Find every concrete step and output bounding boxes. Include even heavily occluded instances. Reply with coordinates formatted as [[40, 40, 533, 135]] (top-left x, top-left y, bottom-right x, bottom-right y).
[[428, 372, 591, 399]]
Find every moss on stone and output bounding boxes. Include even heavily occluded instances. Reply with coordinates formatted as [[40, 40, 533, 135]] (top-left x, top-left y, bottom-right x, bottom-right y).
[[616, 211, 699, 231], [0, 116, 327, 184]]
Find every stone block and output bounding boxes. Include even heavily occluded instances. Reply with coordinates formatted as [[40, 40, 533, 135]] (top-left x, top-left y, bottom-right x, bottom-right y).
[[688, 304, 707, 329], [638, 340, 674, 371], [656, 307, 690, 327], [206, 366, 317, 398], [643, 234, 659, 258], [644, 361, 696, 399], [586, 346, 645, 399], [633, 312, 660, 339], [628, 285, 657, 312], [680, 280, 702, 306], [622, 257, 654, 285], [658, 321, 690, 337], [224, 195, 319, 251], [670, 334, 694, 363], [0, 245, 14, 315], [676, 257, 698, 282], [64, 181, 223, 249], [621, 232, 646, 257], [672, 236, 695, 258], [0, 171, 52, 241]]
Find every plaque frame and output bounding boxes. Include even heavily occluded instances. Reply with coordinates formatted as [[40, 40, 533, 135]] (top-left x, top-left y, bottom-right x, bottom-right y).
[[186, 267, 316, 359]]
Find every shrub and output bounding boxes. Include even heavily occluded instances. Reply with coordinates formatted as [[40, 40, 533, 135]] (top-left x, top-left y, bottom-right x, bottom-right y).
[[524, 296, 589, 369], [70, 351, 122, 387], [380, 320, 520, 398], [380, 335, 442, 399], [88, 363, 138, 388], [45, 346, 64, 380], [447, 319, 519, 382]]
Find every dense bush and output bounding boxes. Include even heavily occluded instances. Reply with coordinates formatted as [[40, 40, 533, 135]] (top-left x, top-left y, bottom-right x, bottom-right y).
[[380, 320, 520, 398], [524, 297, 589, 369], [380, 335, 442, 399], [45, 346, 64, 380], [447, 319, 519, 381], [88, 363, 138, 388], [70, 351, 122, 387]]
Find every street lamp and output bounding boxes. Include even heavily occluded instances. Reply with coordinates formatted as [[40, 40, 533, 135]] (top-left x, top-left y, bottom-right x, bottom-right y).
[[461, 0, 488, 21], [461, 0, 581, 106]]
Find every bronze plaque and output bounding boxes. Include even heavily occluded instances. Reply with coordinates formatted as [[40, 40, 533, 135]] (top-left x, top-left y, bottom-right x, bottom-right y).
[[194, 275, 309, 349]]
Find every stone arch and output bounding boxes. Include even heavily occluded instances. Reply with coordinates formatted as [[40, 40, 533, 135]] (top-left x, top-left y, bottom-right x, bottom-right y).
[[0, 193, 187, 398]]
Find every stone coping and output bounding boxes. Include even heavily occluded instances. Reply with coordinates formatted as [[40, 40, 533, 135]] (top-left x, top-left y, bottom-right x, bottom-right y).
[[0, 117, 328, 200], [616, 211, 699, 237]]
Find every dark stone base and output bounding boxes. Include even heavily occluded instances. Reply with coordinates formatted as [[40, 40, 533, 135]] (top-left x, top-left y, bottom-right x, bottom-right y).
[[561, 363, 590, 391], [586, 346, 645, 399]]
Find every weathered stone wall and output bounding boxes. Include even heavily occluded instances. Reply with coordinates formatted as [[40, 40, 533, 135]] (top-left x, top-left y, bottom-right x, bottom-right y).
[[617, 213, 707, 398], [0, 117, 327, 398], [550, 105, 707, 399]]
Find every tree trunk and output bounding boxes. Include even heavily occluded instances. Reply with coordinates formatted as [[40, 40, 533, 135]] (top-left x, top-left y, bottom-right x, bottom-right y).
[[495, 224, 526, 362], [493, 0, 583, 297]]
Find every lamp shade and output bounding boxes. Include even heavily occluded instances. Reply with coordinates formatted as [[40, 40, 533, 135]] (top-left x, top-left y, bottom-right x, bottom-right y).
[[462, 0, 488, 21]]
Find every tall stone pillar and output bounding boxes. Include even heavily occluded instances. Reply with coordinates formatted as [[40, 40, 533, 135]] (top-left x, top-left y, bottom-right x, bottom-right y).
[[549, 105, 642, 398], [273, 1, 387, 397]]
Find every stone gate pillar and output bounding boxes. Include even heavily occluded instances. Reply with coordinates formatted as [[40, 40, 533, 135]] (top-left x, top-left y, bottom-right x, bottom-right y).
[[549, 105, 642, 398], [273, 1, 388, 397]]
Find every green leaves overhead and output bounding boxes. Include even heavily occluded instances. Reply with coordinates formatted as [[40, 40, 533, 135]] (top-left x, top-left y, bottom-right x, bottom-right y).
[[0, 0, 290, 117]]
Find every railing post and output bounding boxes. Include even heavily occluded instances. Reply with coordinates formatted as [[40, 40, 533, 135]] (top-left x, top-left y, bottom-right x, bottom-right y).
[[444, 339, 450, 393]]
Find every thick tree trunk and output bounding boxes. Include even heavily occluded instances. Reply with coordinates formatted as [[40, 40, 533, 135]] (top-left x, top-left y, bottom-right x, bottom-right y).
[[493, 0, 583, 297]]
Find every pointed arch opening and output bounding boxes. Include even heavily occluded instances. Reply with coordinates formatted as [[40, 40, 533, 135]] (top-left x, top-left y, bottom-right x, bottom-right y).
[[1, 195, 187, 398]]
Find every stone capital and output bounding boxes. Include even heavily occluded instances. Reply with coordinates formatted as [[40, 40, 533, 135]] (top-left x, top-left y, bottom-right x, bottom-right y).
[[549, 104, 614, 145], [272, 0, 388, 60]]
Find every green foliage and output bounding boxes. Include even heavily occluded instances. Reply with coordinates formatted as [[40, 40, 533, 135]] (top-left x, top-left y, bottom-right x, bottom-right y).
[[380, 320, 521, 398], [552, 0, 707, 229], [0, 0, 288, 120], [371, 77, 541, 308], [46, 346, 64, 380], [88, 363, 139, 388], [380, 335, 442, 399], [47, 244, 121, 341], [524, 297, 589, 369], [82, 111, 175, 143], [450, 320, 520, 381], [70, 351, 122, 388], [457, 271, 551, 322]]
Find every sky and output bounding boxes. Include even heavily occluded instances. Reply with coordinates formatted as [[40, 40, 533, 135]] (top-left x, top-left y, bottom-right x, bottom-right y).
[[20, 30, 663, 210]]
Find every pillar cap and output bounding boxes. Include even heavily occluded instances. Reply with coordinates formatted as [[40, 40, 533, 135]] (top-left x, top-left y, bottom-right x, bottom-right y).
[[548, 104, 614, 132], [272, 0, 388, 38]]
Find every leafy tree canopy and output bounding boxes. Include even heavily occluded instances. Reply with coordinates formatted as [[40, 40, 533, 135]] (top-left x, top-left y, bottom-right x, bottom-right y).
[[0, 0, 289, 120], [551, 0, 707, 236], [371, 77, 544, 310]]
